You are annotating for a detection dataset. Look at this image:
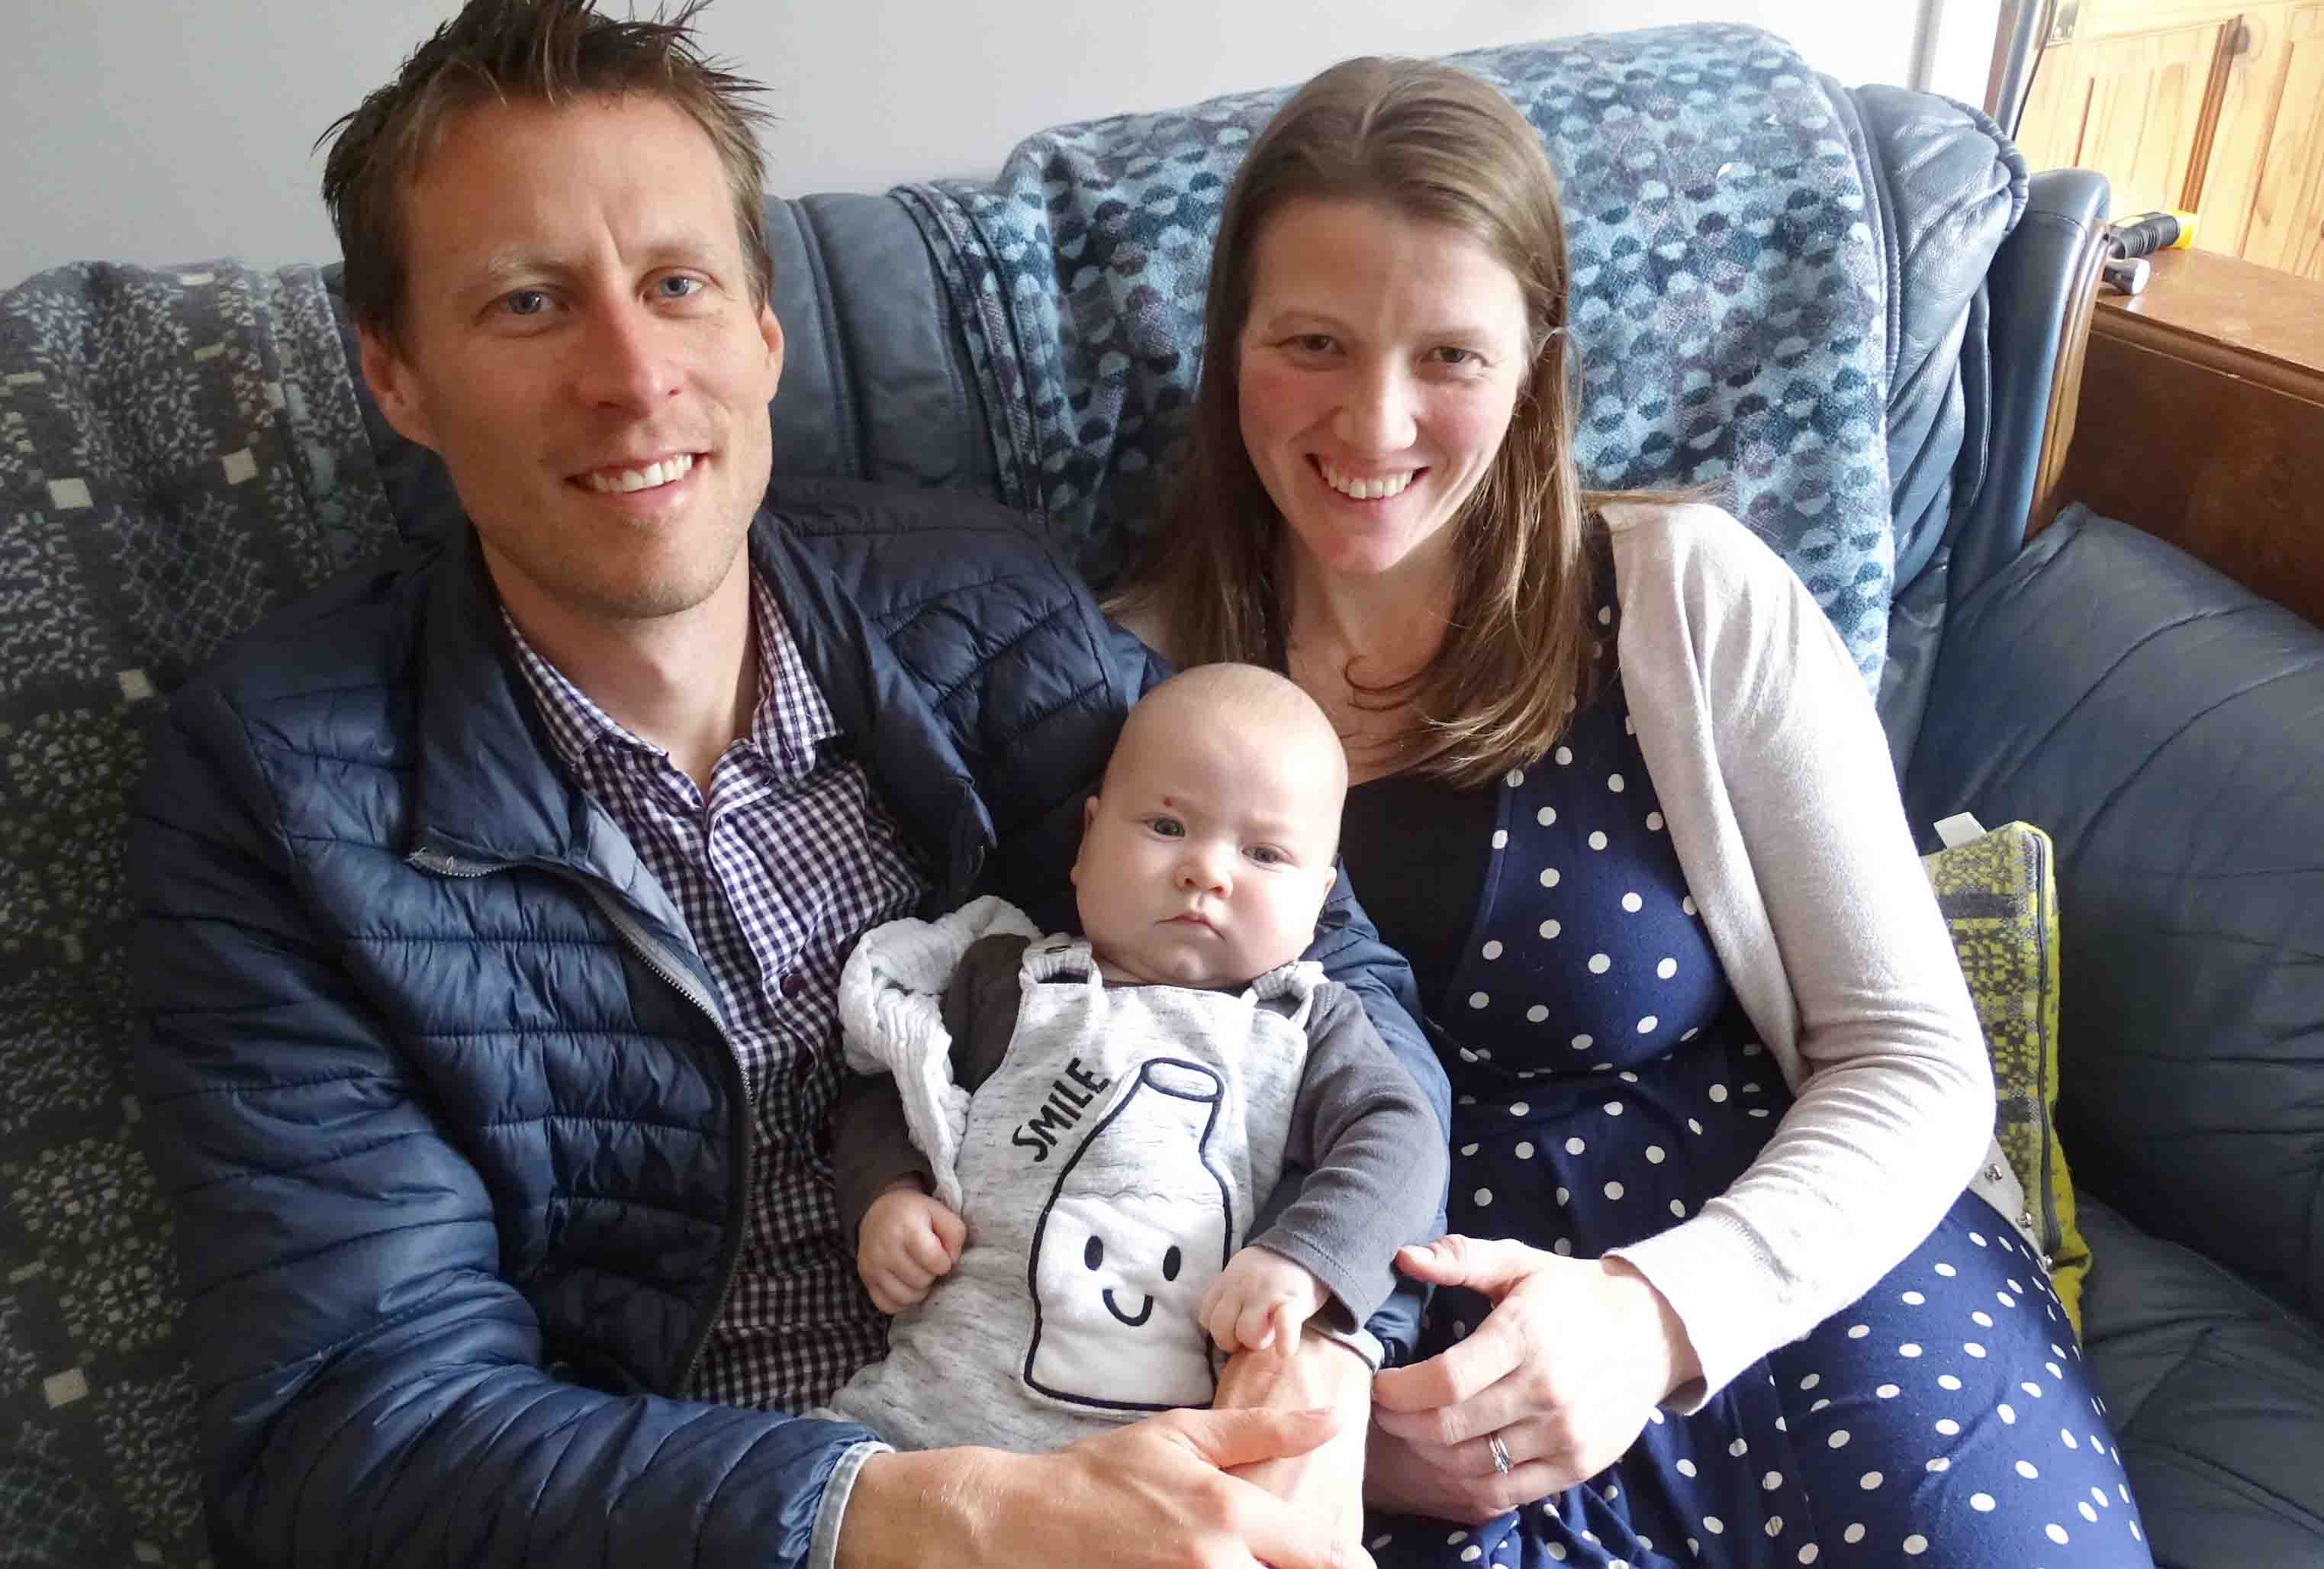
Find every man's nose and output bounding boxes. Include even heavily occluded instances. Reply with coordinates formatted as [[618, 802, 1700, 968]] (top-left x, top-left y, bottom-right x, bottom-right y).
[[1334, 359, 1418, 454], [572, 295, 681, 413]]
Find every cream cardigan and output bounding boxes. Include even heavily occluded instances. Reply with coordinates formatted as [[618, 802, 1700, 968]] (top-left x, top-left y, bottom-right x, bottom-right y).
[[1598, 501, 2024, 1410]]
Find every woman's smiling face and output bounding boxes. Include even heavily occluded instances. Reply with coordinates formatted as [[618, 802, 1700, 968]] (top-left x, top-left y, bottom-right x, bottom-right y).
[[1235, 196, 1534, 593]]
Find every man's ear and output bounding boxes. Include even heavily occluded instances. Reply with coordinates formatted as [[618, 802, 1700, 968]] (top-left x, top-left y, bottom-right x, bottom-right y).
[[357, 327, 436, 452], [758, 299, 784, 393]]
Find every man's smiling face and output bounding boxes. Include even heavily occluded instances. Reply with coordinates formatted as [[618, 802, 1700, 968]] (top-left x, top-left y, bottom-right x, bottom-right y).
[[359, 92, 784, 636]]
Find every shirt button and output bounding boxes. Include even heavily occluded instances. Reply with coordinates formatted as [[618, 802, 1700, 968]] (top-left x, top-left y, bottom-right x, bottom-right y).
[[780, 971, 809, 999]]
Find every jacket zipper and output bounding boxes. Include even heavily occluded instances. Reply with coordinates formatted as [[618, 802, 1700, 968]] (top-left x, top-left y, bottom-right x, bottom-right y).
[[408, 848, 757, 1394]]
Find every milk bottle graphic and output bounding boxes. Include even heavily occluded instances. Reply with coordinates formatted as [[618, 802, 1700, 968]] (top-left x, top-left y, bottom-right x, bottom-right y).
[[1023, 1058, 1234, 1410]]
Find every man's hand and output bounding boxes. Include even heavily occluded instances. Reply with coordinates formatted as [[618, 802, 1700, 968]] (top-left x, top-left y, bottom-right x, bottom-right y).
[[1216, 1322, 1374, 1555], [1365, 1236, 1700, 1522], [1198, 1246, 1329, 1352], [835, 1406, 1376, 1569], [855, 1181, 964, 1314]]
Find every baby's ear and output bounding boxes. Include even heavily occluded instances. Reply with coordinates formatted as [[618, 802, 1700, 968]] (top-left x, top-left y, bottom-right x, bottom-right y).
[[1083, 795, 1099, 830]]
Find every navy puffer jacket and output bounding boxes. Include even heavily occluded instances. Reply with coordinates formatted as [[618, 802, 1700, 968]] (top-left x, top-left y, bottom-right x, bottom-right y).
[[130, 478, 1447, 1568]]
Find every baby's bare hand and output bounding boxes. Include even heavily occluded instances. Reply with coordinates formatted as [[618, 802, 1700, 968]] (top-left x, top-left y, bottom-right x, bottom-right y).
[[858, 1186, 965, 1314], [1199, 1247, 1329, 1353]]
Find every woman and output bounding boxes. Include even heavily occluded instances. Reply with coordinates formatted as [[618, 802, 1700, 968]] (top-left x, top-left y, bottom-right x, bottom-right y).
[[1116, 56, 2151, 1568]]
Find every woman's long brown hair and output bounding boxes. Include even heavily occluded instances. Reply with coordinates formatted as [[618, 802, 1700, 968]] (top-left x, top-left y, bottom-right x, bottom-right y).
[[1115, 56, 1627, 787]]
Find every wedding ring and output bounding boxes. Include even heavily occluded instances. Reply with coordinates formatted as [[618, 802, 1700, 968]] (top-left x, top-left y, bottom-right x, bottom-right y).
[[1487, 1432, 1514, 1476]]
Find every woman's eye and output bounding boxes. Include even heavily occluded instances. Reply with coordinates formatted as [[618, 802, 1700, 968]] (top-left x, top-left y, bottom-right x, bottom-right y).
[[1288, 333, 1337, 355], [1428, 346, 1481, 367]]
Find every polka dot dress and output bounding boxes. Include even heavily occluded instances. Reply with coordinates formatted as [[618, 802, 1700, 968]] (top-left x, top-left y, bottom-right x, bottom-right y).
[[1363, 611, 2152, 1568]]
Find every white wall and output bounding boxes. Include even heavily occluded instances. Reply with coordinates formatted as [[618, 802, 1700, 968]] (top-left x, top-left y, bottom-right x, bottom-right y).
[[2, 1, 1952, 287]]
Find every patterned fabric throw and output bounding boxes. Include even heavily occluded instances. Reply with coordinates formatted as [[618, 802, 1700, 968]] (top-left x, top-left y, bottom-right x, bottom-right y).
[[900, 24, 1895, 683], [0, 259, 398, 1564]]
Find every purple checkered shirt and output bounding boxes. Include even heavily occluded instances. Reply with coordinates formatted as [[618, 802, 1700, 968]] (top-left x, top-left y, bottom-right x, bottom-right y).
[[503, 572, 925, 1410]]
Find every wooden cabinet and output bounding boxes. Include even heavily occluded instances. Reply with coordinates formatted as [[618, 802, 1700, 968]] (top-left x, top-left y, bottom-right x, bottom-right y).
[[2016, 1, 2324, 281]]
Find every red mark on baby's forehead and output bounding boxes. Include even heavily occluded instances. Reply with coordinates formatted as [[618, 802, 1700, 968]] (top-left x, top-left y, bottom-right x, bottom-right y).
[[1162, 796, 1174, 807]]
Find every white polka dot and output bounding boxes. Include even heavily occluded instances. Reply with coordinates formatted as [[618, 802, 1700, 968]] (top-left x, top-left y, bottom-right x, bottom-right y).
[[1679, 1026, 1699, 1041], [1525, 1004, 1549, 1023], [1598, 605, 1614, 626], [1552, 1238, 1572, 1255], [1972, 1310, 1994, 1328], [1682, 895, 1698, 915], [2080, 1502, 2098, 1522], [1970, 1493, 1995, 1512], [1676, 1458, 1698, 1478], [1473, 1188, 1493, 1206], [1588, 953, 1611, 974], [1800, 1373, 1820, 1391], [1491, 829, 1508, 849], [2092, 1487, 2110, 1509], [1701, 1515, 1722, 1534], [1588, 831, 1608, 851], [1459, 1142, 1479, 1156], [1635, 1014, 1659, 1033], [1481, 940, 1504, 960], [2046, 1360, 2064, 1379], [1934, 1261, 1957, 1277], [1538, 919, 1561, 939], [1566, 1136, 1585, 1155], [1502, 771, 1524, 790], [1539, 867, 1561, 888], [1965, 1342, 1987, 1358], [1547, 1547, 1569, 1563], [1605, 772, 1624, 794], [1859, 1471, 1882, 1490], [1370, 1535, 1392, 1551], [1935, 1419, 1960, 1435], [1799, 1550, 1820, 1565], [1461, 1548, 1480, 1562], [1901, 1290, 1925, 1306], [1843, 1524, 1865, 1545], [1903, 1534, 1927, 1555], [1467, 991, 1489, 1010], [1619, 891, 1643, 913], [1997, 1290, 2016, 1308], [1729, 1439, 1748, 1458], [2132, 1521, 2145, 1542], [1762, 1516, 1782, 1538], [2061, 1428, 2078, 1449], [1556, 1186, 1569, 1205], [1846, 1323, 1869, 1339], [1604, 1181, 1625, 1200], [1646, 810, 1665, 831], [1810, 1398, 1831, 1414], [1651, 958, 1677, 981], [1708, 1084, 1729, 1102], [1569, 1033, 1592, 1050], [1899, 1343, 1923, 1358], [1826, 1430, 1849, 1448], [1925, 1458, 1949, 1473], [1875, 1384, 1899, 1400], [2017, 1460, 2040, 1479], [1939, 1375, 1962, 1391], [1669, 1199, 1687, 1216], [1762, 1471, 1783, 1490], [1555, 746, 1573, 765], [1535, 806, 1556, 826], [1514, 1141, 1534, 1160], [1510, 1101, 1529, 1116], [2045, 1523, 2069, 1545], [2021, 1381, 2044, 1399], [1999, 1403, 2016, 1424], [1646, 1145, 1666, 1164]]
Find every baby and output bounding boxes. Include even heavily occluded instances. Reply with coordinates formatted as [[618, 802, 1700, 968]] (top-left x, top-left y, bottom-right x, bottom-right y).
[[820, 662, 1447, 1453]]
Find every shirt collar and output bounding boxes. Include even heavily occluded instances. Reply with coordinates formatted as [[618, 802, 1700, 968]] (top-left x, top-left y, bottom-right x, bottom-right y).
[[501, 569, 837, 784]]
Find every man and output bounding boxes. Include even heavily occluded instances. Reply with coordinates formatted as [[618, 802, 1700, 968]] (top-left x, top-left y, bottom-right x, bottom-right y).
[[127, 2, 1445, 1566]]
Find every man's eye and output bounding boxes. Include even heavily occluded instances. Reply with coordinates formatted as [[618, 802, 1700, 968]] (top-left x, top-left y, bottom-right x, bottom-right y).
[[1148, 817, 1186, 839], [656, 275, 704, 300], [503, 289, 550, 317]]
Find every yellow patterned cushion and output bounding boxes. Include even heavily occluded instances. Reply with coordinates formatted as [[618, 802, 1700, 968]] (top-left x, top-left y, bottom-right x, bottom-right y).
[[1922, 822, 2089, 1332]]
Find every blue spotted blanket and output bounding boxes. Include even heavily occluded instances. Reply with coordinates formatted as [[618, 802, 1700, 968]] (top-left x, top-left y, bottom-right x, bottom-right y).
[[899, 24, 1895, 684]]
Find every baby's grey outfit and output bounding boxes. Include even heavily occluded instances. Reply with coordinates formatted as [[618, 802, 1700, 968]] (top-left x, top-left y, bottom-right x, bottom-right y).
[[822, 897, 1444, 1454]]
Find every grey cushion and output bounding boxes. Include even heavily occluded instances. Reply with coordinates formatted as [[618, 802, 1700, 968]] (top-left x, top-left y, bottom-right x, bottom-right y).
[[2079, 1194, 2324, 1567]]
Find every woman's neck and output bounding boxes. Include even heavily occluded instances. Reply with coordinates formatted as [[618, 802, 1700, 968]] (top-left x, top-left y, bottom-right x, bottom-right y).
[[1283, 543, 1459, 783]]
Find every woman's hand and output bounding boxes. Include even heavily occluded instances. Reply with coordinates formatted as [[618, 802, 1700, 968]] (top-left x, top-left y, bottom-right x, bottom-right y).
[[1365, 1236, 1701, 1522]]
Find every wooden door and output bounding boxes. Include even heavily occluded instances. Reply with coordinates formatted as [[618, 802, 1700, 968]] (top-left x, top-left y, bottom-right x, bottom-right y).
[[2242, 5, 2324, 278]]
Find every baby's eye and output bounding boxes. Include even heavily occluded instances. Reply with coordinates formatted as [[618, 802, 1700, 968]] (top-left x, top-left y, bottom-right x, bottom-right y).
[[1246, 845, 1289, 867], [1147, 816, 1186, 839]]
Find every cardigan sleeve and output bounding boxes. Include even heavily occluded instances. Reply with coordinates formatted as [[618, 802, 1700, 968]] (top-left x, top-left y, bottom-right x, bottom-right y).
[[1601, 505, 1993, 1410]]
